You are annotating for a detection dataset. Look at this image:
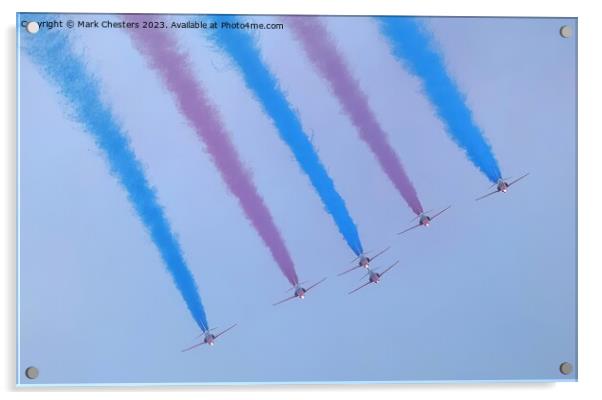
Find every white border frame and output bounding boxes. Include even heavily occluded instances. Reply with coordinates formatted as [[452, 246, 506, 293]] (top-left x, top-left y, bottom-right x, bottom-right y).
[[3, 1, 601, 399]]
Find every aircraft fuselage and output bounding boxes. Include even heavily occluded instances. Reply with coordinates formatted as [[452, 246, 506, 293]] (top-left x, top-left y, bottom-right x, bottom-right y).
[[359, 256, 370, 267], [205, 333, 216, 346], [295, 287, 307, 299], [369, 272, 381, 283]]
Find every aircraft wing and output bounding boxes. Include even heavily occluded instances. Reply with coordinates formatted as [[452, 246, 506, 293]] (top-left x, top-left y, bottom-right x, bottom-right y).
[[431, 206, 451, 220], [338, 265, 361, 276], [272, 294, 298, 306], [306, 277, 327, 292], [348, 254, 361, 263], [370, 246, 391, 262], [509, 173, 530, 187], [181, 340, 207, 352], [214, 324, 237, 340], [358, 268, 371, 281], [379, 261, 400, 277], [348, 281, 372, 295], [397, 223, 421, 235], [475, 190, 499, 201]]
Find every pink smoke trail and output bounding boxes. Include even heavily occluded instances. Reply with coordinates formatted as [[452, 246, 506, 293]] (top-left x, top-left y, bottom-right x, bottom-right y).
[[127, 16, 299, 285], [284, 16, 424, 215]]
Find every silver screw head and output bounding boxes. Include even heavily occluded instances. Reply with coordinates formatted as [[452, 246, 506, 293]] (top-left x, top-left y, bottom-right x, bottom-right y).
[[560, 25, 572, 38], [25, 366, 39, 379], [559, 362, 573, 375], [26, 21, 40, 34]]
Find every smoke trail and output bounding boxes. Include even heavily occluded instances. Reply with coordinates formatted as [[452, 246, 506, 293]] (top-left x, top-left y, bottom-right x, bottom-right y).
[[284, 16, 424, 215], [126, 16, 299, 286], [377, 17, 502, 183], [208, 16, 364, 256], [23, 30, 209, 331]]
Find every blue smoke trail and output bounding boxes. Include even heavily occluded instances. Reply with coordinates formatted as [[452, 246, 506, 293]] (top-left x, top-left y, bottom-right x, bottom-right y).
[[377, 17, 503, 183], [208, 16, 364, 256], [23, 29, 209, 331]]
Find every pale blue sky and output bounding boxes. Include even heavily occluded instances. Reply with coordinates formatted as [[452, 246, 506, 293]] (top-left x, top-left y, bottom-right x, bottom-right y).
[[18, 14, 576, 384]]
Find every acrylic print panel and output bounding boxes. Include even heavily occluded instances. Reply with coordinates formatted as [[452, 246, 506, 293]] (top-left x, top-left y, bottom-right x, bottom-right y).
[[17, 13, 577, 386]]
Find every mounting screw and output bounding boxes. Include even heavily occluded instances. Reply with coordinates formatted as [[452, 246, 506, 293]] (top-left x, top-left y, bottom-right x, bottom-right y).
[[26, 21, 40, 34], [559, 25, 572, 38], [559, 362, 573, 375], [25, 366, 39, 380]]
